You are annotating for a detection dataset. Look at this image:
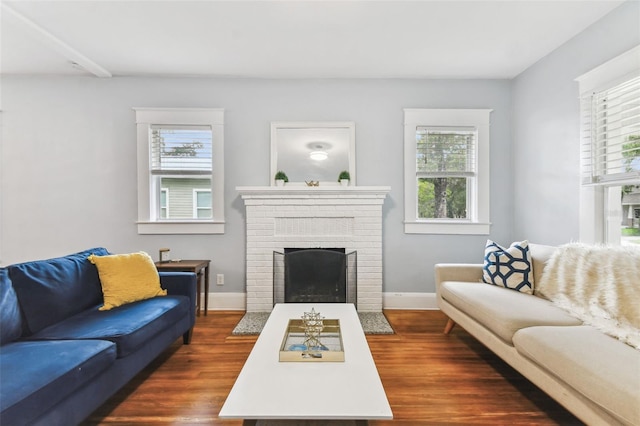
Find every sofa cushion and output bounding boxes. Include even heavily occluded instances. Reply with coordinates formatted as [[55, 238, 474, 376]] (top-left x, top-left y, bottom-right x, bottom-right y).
[[482, 240, 533, 294], [8, 247, 109, 335], [513, 326, 640, 426], [528, 243, 556, 288], [88, 252, 167, 311], [0, 269, 22, 344], [440, 281, 582, 344], [27, 295, 189, 358], [0, 339, 116, 426]]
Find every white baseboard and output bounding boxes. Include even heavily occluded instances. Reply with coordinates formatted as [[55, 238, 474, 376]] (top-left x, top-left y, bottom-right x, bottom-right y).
[[203, 292, 438, 311], [382, 292, 439, 310], [206, 292, 246, 311]]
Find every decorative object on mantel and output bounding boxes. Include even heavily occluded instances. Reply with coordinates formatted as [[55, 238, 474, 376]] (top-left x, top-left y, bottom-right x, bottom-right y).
[[274, 170, 289, 186], [338, 170, 351, 186], [305, 180, 319, 186]]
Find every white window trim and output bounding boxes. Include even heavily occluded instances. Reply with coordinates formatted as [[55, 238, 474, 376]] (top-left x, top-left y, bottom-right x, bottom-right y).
[[134, 108, 225, 234], [404, 108, 492, 235], [576, 45, 640, 244], [160, 187, 169, 219]]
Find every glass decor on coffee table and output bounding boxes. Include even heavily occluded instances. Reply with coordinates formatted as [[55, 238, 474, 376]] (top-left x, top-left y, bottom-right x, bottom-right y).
[[279, 308, 344, 362]]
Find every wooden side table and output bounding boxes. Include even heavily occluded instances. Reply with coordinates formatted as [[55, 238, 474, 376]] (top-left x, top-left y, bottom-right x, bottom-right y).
[[155, 260, 211, 316]]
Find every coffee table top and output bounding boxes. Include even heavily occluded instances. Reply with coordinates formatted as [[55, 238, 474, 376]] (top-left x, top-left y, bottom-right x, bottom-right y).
[[219, 303, 393, 421]]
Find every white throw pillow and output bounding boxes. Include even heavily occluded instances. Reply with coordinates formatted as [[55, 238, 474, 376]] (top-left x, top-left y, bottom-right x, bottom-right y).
[[482, 240, 534, 294]]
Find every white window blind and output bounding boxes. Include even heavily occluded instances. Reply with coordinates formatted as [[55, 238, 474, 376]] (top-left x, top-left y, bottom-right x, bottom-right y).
[[150, 125, 213, 175], [581, 75, 640, 186], [416, 126, 476, 178]]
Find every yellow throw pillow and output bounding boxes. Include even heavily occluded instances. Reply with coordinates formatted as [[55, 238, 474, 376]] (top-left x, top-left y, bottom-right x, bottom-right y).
[[88, 252, 167, 311]]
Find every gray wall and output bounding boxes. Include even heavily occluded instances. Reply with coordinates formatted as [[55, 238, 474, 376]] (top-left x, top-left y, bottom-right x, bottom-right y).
[[4, 1, 636, 296], [511, 0, 640, 245], [1, 77, 512, 294]]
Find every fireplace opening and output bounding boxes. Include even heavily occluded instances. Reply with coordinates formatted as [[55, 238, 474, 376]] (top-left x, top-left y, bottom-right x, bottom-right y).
[[273, 248, 357, 306]]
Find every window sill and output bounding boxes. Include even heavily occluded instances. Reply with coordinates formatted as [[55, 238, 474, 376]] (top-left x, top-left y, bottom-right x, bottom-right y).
[[404, 221, 490, 235], [137, 221, 225, 235]]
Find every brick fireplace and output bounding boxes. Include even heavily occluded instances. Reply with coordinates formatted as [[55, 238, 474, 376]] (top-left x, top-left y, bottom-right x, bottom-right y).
[[236, 186, 390, 312]]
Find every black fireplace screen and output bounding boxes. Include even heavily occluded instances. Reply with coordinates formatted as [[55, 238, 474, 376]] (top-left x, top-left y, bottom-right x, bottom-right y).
[[273, 249, 357, 306]]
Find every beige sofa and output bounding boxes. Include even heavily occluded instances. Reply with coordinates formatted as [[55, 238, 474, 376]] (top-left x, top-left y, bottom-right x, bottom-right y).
[[435, 243, 640, 426]]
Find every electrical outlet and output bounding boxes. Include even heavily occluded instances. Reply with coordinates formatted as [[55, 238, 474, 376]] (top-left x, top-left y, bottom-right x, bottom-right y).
[[216, 274, 224, 285]]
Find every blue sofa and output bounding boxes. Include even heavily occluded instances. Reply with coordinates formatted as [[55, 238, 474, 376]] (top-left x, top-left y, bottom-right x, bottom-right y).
[[0, 248, 197, 426]]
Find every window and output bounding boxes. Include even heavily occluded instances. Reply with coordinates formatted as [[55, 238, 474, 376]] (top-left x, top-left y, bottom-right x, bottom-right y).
[[194, 189, 212, 219], [153, 126, 212, 219], [582, 76, 640, 186], [135, 108, 224, 234], [404, 109, 492, 234], [577, 45, 640, 245], [416, 126, 475, 220]]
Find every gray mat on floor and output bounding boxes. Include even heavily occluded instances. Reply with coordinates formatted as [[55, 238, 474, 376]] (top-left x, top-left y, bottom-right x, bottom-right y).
[[232, 311, 394, 335], [256, 421, 359, 426]]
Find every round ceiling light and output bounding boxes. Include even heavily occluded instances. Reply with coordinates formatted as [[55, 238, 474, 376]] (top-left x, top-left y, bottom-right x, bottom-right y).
[[309, 151, 328, 161]]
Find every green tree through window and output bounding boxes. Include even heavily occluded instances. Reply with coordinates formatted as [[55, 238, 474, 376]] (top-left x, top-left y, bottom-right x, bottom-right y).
[[416, 128, 474, 219]]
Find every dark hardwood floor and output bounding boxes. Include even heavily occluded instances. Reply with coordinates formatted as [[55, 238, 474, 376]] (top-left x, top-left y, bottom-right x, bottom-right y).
[[82, 310, 582, 425]]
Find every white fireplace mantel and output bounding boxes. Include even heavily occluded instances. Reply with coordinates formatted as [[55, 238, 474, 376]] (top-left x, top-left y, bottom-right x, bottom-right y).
[[236, 186, 391, 198], [236, 185, 390, 312]]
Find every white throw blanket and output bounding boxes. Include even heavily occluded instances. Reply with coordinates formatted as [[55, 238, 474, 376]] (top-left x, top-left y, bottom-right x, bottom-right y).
[[537, 243, 640, 349]]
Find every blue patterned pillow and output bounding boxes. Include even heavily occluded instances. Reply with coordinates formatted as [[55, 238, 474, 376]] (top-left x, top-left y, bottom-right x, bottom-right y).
[[482, 240, 534, 294]]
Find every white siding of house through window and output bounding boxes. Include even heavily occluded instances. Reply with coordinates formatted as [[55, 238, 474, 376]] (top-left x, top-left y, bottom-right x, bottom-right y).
[[160, 178, 211, 219]]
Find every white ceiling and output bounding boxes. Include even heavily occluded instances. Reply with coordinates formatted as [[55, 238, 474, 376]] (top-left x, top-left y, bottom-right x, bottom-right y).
[[0, 0, 627, 79]]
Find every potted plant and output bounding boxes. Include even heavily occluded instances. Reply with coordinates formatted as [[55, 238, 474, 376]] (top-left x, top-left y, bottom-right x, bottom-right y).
[[338, 170, 351, 186], [275, 170, 289, 186]]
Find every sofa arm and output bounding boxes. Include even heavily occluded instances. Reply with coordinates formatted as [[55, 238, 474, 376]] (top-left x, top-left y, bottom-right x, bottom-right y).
[[434, 263, 483, 298], [160, 272, 197, 297], [434, 263, 484, 334], [159, 272, 197, 337]]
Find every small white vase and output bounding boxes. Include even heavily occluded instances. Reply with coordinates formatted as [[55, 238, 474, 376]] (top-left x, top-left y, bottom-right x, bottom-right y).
[[340, 179, 349, 187], [276, 179, 285, 187]]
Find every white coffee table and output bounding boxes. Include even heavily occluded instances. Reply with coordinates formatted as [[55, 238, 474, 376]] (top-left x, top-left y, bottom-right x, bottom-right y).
[[219, 303, 393, 424]]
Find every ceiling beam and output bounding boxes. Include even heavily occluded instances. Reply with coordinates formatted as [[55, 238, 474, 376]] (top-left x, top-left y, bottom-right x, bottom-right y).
[[2, 2, 112, 78]]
